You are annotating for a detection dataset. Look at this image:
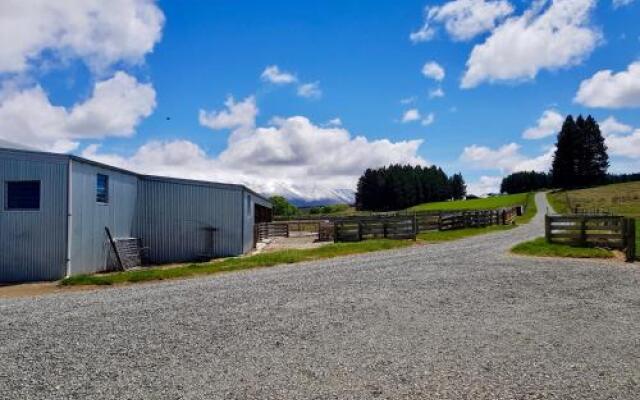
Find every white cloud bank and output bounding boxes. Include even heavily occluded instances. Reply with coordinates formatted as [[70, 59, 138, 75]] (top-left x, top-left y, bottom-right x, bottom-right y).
[[0, 0, 164, 74], [460, 142, 555, 173], [522, 109, 564, 139], [410, 0, 514, 42], [462, 0, 599, 88], [574, 61, 640, 108], [467, 175, 503, 195], [84, 96, 427, 201], [261, 65, 297, 84], [0, 72, 156, 152]]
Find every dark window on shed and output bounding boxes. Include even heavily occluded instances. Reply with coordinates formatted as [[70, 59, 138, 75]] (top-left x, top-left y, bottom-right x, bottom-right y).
[[96, 174, 109, 203], [6, 181, 41, 210]]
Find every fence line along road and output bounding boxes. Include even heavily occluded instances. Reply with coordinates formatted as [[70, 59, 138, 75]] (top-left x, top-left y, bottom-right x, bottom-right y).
[[545, 214, 636, 262]]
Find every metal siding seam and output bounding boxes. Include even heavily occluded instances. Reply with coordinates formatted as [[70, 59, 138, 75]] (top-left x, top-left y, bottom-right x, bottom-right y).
[[66, 158, 72, 277]]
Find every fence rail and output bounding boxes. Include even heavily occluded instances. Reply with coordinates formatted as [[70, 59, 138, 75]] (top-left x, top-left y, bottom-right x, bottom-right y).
[[545, 215, 636, 261], [332, 205, 521, 242], [254, 222, 289, 244]]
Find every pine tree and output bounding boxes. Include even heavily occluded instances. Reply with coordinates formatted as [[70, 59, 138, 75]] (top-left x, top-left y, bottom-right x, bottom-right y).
[[449, 173, 466, 200], [584, 115, 609, 185], [552, 116, 579, 189]]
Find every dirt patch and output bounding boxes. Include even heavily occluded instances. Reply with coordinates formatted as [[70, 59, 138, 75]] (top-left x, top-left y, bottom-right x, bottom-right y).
[[259, 232, 328, 253], [0, 282, 99, 299]]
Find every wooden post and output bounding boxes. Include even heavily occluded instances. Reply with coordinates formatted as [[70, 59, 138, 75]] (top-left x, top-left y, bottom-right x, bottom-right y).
[[580, 217, 587, 247], [625, 218, 636, 262], [545, 215, 551, 243], [105, 227, 125, 271], [333, 222, 339, 243], [358, 221, 363, 241], [413, 215, 418, 241]]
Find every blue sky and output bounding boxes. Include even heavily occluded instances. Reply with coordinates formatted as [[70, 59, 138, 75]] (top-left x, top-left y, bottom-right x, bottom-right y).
[[1, 0, 640, 199]]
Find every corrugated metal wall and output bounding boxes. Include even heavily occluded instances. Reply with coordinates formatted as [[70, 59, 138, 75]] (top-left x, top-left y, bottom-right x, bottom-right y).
[[69, 160, 138, 274], [0, 150, 68, 282], [136, 178, 245, 263]]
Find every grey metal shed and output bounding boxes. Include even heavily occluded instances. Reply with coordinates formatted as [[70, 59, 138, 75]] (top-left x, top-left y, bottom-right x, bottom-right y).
[[0, 147, 272, 282]]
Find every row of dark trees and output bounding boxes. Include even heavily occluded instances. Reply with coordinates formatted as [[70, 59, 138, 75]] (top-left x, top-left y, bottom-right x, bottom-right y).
[[500, 171, 550, 194], [355, 164, 466, 211]]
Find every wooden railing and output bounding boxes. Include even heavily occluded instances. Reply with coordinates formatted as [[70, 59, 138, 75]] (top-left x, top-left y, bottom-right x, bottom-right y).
[[545, 215, 636, 261], [334, 216, 418, 242], [254, 222, 289, 244]]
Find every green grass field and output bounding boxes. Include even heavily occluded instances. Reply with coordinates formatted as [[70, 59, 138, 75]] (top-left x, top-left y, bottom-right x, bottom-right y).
[[512, 237, 615, 259], [409, 193, 529, 212], [547, 182, 639, 260], [417, 192, 537, 242], [61, 239, 417, 286]]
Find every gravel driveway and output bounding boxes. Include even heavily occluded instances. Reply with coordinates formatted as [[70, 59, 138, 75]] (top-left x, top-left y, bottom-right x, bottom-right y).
[[1, 193, 639, 399]]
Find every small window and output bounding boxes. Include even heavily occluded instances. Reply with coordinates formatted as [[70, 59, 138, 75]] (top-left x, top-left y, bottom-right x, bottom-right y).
[[96, 174, 109, 203], [6, 181, 40, 210]]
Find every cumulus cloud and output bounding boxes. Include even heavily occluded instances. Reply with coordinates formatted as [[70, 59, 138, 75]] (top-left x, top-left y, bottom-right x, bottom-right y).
[[0, 0, 164, 74], [522, 109, 564, 139], [411, 0, 514, 43], [0, 72, 155, 152], [422, 61, 446, 81], [462, 0, 600, 88], [429, 88, 445, 98], [613, 0, 635, 7], [297, 82, 322, 99], [198, 96, 258, 139], [600, 116, 633, 136], [402, 108, 421, 123], [460, 142, 554, 173], [86, 97, 427, 201], [467, 175, 503, 195], [260, 65, 297, 84], [421, 112, 435, 126], [574, 61, 640, 108], [606, 129, 640, 158]]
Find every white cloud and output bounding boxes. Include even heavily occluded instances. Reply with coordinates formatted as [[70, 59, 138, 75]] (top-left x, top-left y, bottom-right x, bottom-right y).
[[600, 116, 633, 136], [460, 142, 554, 173], [260, 65, 297, 84], [326, 118, 342, 127], [613, 0, 635, 7], [402, 108, 421, 123], [462, 0, 600, 88], [421, 112, 435, 126], [467, 175, 503, 195], [422, 61, 446, 81], [401, 96, 417, 105], [0, 0, 164, 74], [574, 61, 640, 108], [198, 96, 258, 139], [85, 99, 427, 201], [606, 129, 640, 158], [522, 109, 564, 139], [410, 23, 435, 43], [297, 82, 322, 99], [429, 88, 445, 98], [0, 72, 155, 152], [412, 0, 514, 43]]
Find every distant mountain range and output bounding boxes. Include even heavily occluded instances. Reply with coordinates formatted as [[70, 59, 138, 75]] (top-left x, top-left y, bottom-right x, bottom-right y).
[[263, 182, 355, 206]]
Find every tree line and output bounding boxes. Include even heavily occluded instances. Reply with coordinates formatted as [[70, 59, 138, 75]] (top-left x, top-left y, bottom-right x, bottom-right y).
[[356, 164, 466, 211], [501, 115, 640, 193]]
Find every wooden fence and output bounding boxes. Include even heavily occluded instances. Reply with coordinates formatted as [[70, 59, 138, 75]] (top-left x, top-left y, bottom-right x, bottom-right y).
[[333, 206, 521, 242], [254, 222, 289, 244], [545, 215, 636, 262], [334, 216, 418, 242]]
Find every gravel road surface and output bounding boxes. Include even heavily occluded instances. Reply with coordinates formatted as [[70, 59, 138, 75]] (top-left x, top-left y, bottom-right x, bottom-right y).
[[1, 193, 639, 399]]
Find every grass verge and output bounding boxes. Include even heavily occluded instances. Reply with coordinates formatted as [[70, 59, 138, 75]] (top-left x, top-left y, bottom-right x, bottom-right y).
[[61, 239, 416, 286], [511, 237, 614, 259]]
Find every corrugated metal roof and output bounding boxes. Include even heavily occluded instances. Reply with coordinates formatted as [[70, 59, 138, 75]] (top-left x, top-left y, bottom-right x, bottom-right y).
[[0, 146, 272, 207]]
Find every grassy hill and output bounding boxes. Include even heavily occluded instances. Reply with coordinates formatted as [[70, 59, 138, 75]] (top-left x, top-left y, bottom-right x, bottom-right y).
[[548, 182, 640, 260], [409, 193, 529, 212]]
